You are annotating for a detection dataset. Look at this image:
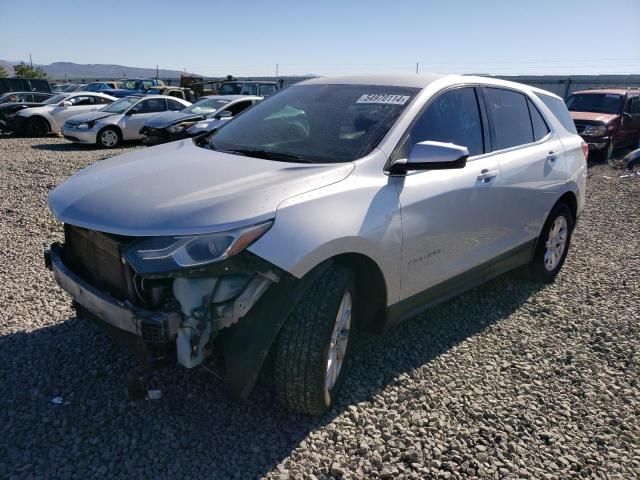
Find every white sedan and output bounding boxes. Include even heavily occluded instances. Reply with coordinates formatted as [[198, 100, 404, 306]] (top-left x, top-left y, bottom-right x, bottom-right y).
[[63, 95, 191, 148], [13, 92, 116, 136]]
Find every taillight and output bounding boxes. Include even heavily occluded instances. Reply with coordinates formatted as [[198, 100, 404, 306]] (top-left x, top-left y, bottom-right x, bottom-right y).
[[581, 141, 589, 161]]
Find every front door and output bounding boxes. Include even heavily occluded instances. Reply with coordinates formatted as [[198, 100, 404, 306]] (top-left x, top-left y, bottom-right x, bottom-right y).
[[396, 86, 509, 300], [120, 98, 168, 140]]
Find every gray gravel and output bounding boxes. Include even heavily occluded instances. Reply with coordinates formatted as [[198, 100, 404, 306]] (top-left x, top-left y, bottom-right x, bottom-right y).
[[1, 137, 639, 480]]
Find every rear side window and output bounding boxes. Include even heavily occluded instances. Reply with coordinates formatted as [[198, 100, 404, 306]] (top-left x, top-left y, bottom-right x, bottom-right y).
[[167, 99, 185, 111], [527, 98, 550, 141], [258, 84, 277, 96], [409, 87, 484, 156], [537, 92, 577, 134], [484, 88, 533, 150]]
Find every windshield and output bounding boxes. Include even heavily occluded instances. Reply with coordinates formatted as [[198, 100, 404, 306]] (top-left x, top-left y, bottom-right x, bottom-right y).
[[205, 84, 418, 163], [62, 84, 79, 92], [184, 98, 232, 115], [43, 94, 69, 105], [566, 93, 623, 114], [101, 96, 139, 114]]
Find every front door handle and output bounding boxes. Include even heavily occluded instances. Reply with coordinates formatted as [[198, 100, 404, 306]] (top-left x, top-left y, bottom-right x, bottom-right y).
[[547, 151, 558, 162], [477, 169, 499, 182]]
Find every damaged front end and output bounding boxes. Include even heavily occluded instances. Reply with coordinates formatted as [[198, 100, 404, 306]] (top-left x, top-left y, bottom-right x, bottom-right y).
[[45, 222, 283, 396]]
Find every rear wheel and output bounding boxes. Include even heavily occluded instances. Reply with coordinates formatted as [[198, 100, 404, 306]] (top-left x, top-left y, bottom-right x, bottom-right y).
[[273, 264, 355, 415], [528, 203, 573, 283], [97, 127, 121, 148], [26, 116, 50, 137]]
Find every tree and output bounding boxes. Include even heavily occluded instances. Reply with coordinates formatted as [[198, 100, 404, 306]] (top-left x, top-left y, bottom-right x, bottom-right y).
[[0, 66, 7, 78], [13, 62, 48, 79]]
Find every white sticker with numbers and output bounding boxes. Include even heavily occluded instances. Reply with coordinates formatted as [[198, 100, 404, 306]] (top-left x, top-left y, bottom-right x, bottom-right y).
[[356, 94, 410, 105]]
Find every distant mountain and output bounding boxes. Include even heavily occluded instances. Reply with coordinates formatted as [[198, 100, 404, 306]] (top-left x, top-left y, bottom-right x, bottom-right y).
[[0, 60, 15, 76], [0, 60, 201, 80]]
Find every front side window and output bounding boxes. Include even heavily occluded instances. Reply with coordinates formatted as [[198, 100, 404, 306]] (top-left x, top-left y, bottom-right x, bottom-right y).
[[226, 100, 253, 116], [408, 87, 484, 157], [566, 93, 623, 114], [218, 82, 243, 95], [629, 96, 640, 115], [167, 99, 186, 111], [206, 84, 419, 163], [485, 88, 534, 150], [135, 98, 167, 113], [68, 95, 95, 106], [259, 84, 277, 96], [241, 84, 258, 96]]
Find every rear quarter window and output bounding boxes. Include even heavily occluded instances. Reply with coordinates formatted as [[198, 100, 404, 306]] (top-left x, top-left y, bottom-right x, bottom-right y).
[[536, 92, 577, 134]]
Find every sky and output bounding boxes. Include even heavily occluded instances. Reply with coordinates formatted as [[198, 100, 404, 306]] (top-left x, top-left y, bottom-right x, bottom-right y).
[[1, 0, 639, 77]]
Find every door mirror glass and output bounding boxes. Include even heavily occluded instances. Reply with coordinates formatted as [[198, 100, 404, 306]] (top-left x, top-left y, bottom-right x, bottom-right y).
[[215, 110, 233, 119], [61, 100, 72, 107], [391, 141, 468, 174]]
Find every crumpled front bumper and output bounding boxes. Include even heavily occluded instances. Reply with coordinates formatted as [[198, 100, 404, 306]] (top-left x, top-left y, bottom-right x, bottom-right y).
[[45, 246, 181, 348]]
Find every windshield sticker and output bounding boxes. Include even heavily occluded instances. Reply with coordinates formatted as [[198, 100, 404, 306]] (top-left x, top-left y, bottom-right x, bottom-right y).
[[356, 94, 410, 105]]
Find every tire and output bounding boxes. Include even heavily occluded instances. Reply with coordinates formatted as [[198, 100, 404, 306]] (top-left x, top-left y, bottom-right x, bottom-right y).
[[97, 126, 121, 148], [26, 116, 50, 137], [597, 140, 614, 162], [273, 264, 355, 415], [528, 202, 573, 283]]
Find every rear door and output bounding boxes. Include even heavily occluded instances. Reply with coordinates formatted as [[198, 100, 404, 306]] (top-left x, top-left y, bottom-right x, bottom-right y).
[[51, 94, 103, 125], [397, 86, 510, 299], [481, 87, 567, 250]]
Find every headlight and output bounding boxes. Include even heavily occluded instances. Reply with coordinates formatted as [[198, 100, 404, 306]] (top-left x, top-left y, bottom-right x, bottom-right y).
[[582, 125, 606, 136], [167, 122, 190, 133], [123, 220, 273, 274], [193, 121, 211, 129], [76, 122, 92, 129]]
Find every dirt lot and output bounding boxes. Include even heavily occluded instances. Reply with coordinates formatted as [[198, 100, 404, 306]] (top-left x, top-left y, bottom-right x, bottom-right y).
[[1, 137, 639, 480]]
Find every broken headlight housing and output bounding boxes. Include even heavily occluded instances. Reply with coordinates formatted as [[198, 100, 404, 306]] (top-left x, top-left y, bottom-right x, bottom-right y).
[[123, 220, 273, 274], [167, 122, 192, 133]]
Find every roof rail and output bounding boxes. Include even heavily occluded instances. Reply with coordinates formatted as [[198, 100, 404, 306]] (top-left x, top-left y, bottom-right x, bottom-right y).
[[585, 86, 640, 91]]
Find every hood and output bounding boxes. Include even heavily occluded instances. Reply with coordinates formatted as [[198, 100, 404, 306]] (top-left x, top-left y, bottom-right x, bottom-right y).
[[65, 111, 119, 125], [18, 105, 52, 116], [144, 111, 202, 128], [570, 111, 619, 124], [49, 139, 354, 236]]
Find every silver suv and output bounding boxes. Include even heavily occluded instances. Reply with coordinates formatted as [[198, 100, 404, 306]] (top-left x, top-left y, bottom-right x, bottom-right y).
[[46, 74, 587, 415]]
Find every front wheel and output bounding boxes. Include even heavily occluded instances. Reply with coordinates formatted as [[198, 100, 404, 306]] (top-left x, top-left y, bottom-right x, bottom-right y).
[[26, 117, 50, 137], [273, 264, 355, 415], [528, 203, 573, 283], [97, 127, 121, 148]]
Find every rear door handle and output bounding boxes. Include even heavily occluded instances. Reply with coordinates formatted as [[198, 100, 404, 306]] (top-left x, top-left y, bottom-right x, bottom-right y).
[[477, 169, 499, 182], [547, 151, 558, 162]]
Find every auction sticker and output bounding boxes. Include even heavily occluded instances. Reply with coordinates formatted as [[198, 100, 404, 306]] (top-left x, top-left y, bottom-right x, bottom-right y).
[[356, 94, 410, 105]]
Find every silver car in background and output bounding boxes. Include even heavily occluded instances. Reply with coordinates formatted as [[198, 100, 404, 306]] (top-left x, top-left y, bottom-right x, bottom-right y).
[[46, 74, 586, 415], [62, 95, 191, 148]]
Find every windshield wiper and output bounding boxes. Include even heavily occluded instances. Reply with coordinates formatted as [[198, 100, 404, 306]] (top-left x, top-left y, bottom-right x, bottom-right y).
[[224, 148, 312, 163]]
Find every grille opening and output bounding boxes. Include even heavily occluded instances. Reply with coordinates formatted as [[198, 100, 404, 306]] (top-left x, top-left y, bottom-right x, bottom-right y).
[[62, 224, 133, 301]]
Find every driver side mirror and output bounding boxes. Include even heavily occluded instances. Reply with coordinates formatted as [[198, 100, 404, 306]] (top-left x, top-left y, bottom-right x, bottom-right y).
[[61, 100, 72, 107], [622, 112, 632, 123], [390, 141, 469, 174], [215, 110, 233, 120]]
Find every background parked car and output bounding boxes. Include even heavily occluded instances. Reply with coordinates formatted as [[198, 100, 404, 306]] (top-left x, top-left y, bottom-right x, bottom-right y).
[[10, 92, 116, 136], [80, 81, 121, 92], [143, 85, 196, 102], [568, 88, 640, 161], [218, 80, 279, 96], [140, 95, 261, 144], [0, 93, 60, 133], [100, 78, 165, 98], [0, 77, 52, 95], [63, 94, 191, 148], [0, 91, 55, 104]]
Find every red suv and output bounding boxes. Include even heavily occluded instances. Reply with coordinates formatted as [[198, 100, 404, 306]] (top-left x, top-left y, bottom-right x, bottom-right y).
[[567, 88, 640, 161]]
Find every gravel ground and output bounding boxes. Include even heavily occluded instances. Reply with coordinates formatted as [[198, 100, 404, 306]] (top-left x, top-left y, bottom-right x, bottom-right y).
[[1, 137, 639, 480]]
